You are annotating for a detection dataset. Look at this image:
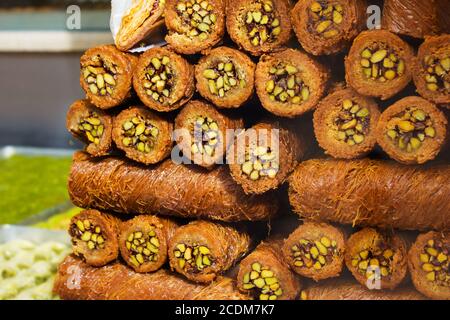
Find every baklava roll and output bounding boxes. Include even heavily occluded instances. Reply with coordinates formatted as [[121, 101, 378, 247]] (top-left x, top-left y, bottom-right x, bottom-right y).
[[68, 209, 121, 267], [168, 220, 251, 283], [165, 0, 225, 54], [195, 46, 255, 108], [237, 239, 301, 300], [345, 228, 408, 290], [112, 106, 173, 165], [115, 0, 166, 51], [291, 0, 366, 56], [228, 120, 306, 194], [80, 45, 136, 109], [133, 47, 195, 112], [174, 100, 244, 169], [375, 96, 448, 165], [408, 231, 450, 300], [255, 48, 330, 118], [413, 35, 450, 105], [66, 99, 113, 157], [282, 222, 345, 282], [119, 215, 179, 273], [313, 87, 380, 159], [226, 0, 292, 56], [345, 30, 415, 100]]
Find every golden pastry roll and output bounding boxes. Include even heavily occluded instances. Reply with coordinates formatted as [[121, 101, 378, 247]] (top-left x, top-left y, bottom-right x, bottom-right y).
[[345, 30, 415, 100], [68, 152, 279, 222], [289, 159, 450, 231], [68, 209, 121, 267], [228, 120, 306, 194], [282, 222, 345, 282], [313, 87, 380, 159], [119, 215, 179, 273], [195, 46, 255, 109], [408, 231, 450, 300], [237, 239, 301, 300], [112, 106, 173, 165], [174, 100, 244, 169], [168, 220, 251, 283], [291, 0, 367, 56], [53, 255, 249, 300], [80, 45, 136, 109], [66, 99, 113, 157], [165, 0, 225, 54], [375, 96, 448, 165], [133, 47, 195, 112], [413, 35, 450, 105], [381, 0, 440, 39], [300, 279, 427, 300], [345, 228, 408, 290], [255, 48, 330, 118], [226, 0, 292, 56], [115, 0, 166, 51]]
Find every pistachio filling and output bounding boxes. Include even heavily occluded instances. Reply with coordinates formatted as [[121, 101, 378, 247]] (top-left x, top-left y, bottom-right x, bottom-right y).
[[241, 146, 279, 181], [176, 0, 216, 40], [351, 240, 395, 280], [125, 229, 160, 267], [265, 64, 310, 104], [359, 45, 405, 82], [300, 290, 308, 300], [308, 1, 343, 39], [173, 243, 213, 273], [334, 99, 370, 146], [82, 57, 118, 96], [291, 236, 338, 270], [144, 55, 173, 103], [191, 116, 220, 157], [78, 113, 104, 145], [385, 107, 435, 153], [121, 116, 160, 153], [423, 55, 450, 93], [244, 0, 281, 46], [419, 238, 449, 286], [242, 262, 282, 300], [70, 219, 105, 250], [203, 61, 246, 97]]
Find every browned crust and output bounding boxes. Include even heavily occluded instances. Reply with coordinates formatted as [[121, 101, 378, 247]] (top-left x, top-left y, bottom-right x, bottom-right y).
[[68, 152, 279, 222], [53, 255, 249, 300], [68, 209, 121, 267], [112, 106, 173, 165], [413, 35, 450, 105], [195, 46, 256, 108], [436, 0, 450, 33], [256, 49, 330, 117], [302, 279, 427, 300], [408, 231, 450, 300], [226, 0, 292, 56], [80, 45, 135, 109], [313, 87, 380, 159], [118, 215, 179, 273], [291, 0, 367, 56], [282, 222, 345, 281], [345, 30, 415, 100], [174, 100, 244, 169], [133, 47, 195, 112], [165, 0, 225, 54], [382, 0, 440, 39], [66, 99, 113, 157], [237, 239, 301, 300], [288, 159, 450, 231], [168, 220, 251, 283], [228, 120, 306, 194], [375, 96, 448, 164], [344, 228, 408, 290]]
